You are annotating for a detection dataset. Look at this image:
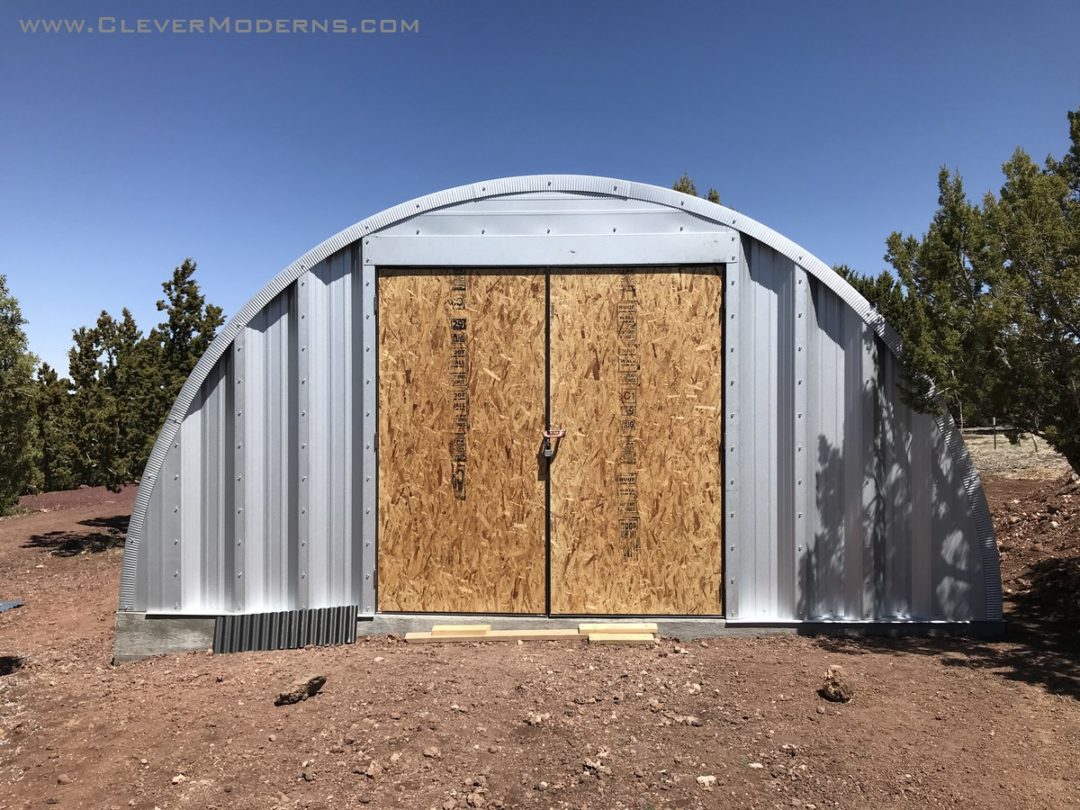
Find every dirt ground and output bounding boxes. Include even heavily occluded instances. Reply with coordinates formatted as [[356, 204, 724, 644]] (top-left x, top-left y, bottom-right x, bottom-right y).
[[1, 469, 1079, 809]]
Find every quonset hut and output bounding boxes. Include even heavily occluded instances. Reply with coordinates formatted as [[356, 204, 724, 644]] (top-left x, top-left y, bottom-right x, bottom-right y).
[[114, 176, 1002, 660]]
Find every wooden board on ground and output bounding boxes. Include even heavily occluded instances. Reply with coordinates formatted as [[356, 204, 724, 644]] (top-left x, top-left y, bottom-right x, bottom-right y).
[[431, 624, 491, 636], [405, 628, 582, 643], [587, 633, 657, 645], [550, 267, 724, 615], [578, 622, 658, 635], [378, 269, 546, 613]]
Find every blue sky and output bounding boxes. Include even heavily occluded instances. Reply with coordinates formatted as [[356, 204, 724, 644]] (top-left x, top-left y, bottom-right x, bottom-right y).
[[2, 0, 1078, 373]]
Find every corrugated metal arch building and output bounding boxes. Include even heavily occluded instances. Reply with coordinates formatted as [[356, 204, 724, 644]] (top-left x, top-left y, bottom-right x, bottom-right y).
[[115, 175, 1002, 658]]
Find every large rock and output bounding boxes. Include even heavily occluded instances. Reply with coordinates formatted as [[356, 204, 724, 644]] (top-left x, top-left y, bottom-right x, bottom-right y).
[[819, 664, 853, 703], [274, 674, 327, 706]]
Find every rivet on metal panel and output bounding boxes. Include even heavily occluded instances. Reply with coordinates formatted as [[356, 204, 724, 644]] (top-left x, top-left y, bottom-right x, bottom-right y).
[[415, 230, 419, 235], [301, 346, 306, 352], [729, 512, 735, 518], [797, 380, 802, 386], [365, 541, 371, 547], [173, 538, 178, 545], [365, 411, 370, 417], [301, 314, 305, 319], [173, 474, 178, 480], [301, 573, 306, 579], [366, 574, 371, 579], [365, 508, 371, 514], [612, 228, 617, 233], [302, 443, 307, 450], [481, 229, 485, 234], [797, 312, 802, 319], [366, 476, 371, 482], [174, 570, 179, 577], [797, 479, 802, 485], [679, 226, 684, 232], [301, 378, 306, 384], [546, 228, 550, 234], [236, 475, 242, 481], [237, 539, 242, 546], [237, 572, 243, 578], [301, 410, 306, 417], [547, 181, 551, 186], [173, 506, 178, 513], [797, 413, 803, 419], [729, 545, 734, 551], [301, 475, 307, 482], [366, 347, 370, 352], [236, 443, 242, 449], [797, 513, 803, 519], [301, 508, 306, 514], [797, 446, 803, 453], [237, 508, 243, 514]]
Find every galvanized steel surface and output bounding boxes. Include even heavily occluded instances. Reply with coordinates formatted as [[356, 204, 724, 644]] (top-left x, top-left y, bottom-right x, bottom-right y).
[[213, 605, 358, 654], [120, 176, 1000, 623]]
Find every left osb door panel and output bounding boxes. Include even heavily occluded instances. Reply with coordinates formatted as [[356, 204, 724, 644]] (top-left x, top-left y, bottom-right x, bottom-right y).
[[378, 268, 547, 613]]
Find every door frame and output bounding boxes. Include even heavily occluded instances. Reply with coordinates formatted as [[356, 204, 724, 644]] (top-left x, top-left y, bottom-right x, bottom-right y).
[[368, 220, 740, 616]]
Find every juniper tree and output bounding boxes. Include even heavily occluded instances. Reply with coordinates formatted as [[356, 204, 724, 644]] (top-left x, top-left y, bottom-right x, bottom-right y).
[[0, 275, 39, 512], [849, 107, 1080, 474], [673, 173, 721, 205], [33, 363, 78, 492]]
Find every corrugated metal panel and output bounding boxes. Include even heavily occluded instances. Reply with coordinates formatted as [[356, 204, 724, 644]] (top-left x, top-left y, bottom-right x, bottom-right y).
[[133, 246, 370, 616], [213, 605, 357, 653], [121, 177, 999, 626]]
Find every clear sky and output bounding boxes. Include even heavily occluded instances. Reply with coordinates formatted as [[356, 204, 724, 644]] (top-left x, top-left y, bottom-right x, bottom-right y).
[[2, 0, 1078, 373]]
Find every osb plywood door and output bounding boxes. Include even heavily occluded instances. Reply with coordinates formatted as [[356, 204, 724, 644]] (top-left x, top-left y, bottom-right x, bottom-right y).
[[378, 269, 546, 613], [549, 267, 723, 615]]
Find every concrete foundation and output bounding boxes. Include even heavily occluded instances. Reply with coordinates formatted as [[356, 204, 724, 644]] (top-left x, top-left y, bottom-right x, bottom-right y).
[[112, 611, 1003, 662]]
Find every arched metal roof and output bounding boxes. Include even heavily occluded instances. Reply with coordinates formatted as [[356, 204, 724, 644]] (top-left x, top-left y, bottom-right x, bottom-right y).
[[121, 175, 998, 618]]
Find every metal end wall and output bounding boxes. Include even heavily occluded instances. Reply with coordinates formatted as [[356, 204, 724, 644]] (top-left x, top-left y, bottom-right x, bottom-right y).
[[120, 175, 1000, 624], [129, 245, 376, 615]]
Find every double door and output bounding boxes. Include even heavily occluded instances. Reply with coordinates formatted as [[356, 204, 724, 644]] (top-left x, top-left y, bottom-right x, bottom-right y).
[[377, 266, 722, 615]]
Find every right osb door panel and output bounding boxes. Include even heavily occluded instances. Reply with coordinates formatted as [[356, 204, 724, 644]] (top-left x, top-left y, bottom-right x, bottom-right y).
[[549, 267, 723, 615]]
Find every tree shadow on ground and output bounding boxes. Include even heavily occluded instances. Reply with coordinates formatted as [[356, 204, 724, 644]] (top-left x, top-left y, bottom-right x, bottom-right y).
[[22, 515, 129, 557], [810, 555, 1080, 700]]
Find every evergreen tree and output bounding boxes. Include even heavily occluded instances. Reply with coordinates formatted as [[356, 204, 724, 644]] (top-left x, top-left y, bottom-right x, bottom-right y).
[[850, 108, 1080, 473], [156, 258, 224, 402], [673, 173, 722, 205], [0, 275, 39, 513], [33, 363, 78, 492]]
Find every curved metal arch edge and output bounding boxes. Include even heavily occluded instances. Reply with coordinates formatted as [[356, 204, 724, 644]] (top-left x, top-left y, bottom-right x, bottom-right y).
[[119, 175, 1001, 620]]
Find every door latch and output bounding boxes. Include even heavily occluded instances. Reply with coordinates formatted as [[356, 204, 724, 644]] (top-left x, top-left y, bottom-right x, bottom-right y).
[[542, 427, 565, 459]]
